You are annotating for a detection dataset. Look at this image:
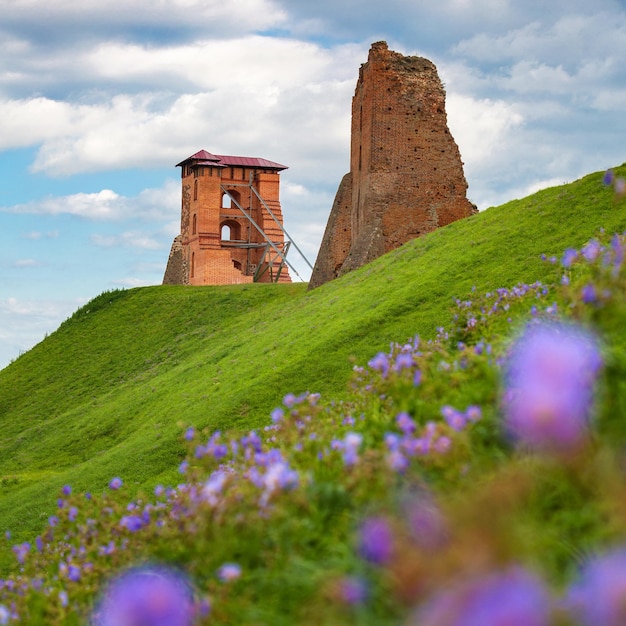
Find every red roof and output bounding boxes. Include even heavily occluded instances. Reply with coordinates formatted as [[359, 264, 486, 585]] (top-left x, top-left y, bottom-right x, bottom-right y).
[[176, 150, 288, 171]]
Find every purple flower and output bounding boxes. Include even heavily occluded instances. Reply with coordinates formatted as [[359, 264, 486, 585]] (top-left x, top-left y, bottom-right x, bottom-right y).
[[217, 563, 242, 582], [387, 450, 409, 473], [397, 412, 416, 434], [603, 169, 615, 186], [358, 517, 393, 565], [502, 321, 602, 454], [68, 506, 78, 522], [394, 352, 414, 372], [120, 515, 144, 533], [341, 432, 363, 467], [566, 546, 626, 625], [413, 369, 422, 386], [109, 477, 123, 490], [67, 564, 81, 582], [62, 485, 72, 496], [368, 352, 390, 378], [184, 427, 195, 441], [270, 407, 284, 423], [441, 406, 466, 431], [561, 248, 578, 268], [12, 542, 30, 564], [581, 239, 601, 263], [92, 566, 194, 626], [338, 576, 368, 605], [581, 284, 597, 304], [414, 566, 551, 626]]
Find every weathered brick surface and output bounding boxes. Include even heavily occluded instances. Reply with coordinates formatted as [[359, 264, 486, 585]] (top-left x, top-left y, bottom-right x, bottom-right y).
[[309, 41, 476, 289], [163, 155, 292, 286]]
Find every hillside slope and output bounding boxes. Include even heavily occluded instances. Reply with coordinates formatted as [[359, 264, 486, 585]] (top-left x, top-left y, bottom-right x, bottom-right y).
[[0, 165, 624, 548]]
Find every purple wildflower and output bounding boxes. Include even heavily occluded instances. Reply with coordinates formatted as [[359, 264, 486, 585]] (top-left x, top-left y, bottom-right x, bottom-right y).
[[502, 321, 602, 454], [68, 506, 78, 522], [441, 406, 466, 431], [338, 576, 368, 605], [581, 284, 597, 304], [216, 563, 242, 583], [120, 515, 144, 533], [368, 352, 390, 378], [387, 450, 409, 473], [108, 477, 123, 490], [561, 248, 578, 268], [62, 485, 72, 496], [283, 392, 297, 408], [358, 516, 393, 565], [603, 169, 615, 186], [581, 239, 601, 263], [397, 412, 416, 434], [342, 433, 363, 467], [184, 427, 195, 441], [92, 566, 194, 626], [413, 566, 551, 626], [413, 369, 422, 386], [178, 461, 189, 474], [67, 565, 81, 582], [566, 546, 626, 625], [12, 542, 30, 564], [270, 407, 284, 423], [394, 352, 414, 372]]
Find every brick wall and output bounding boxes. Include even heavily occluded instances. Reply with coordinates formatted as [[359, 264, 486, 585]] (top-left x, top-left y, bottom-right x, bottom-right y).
[[163, 161, 292, 286], [309, 42, 476, 289]]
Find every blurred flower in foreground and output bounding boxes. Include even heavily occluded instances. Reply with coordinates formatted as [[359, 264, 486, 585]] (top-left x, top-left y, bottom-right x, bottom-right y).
[[411, 566, 552, 626], [502, 321, 602, 454], [566, 546, 626, 626], [358, 516, 393, 565], [92, 565, 195, 626], [216, 562, 241, 583]]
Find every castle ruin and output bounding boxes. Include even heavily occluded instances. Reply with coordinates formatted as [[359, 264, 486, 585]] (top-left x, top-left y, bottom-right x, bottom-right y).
[[163, 150, 293, 286], [309, 42, 476, 289]]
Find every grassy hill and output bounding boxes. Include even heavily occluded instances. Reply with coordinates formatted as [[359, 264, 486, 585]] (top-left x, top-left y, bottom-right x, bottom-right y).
[[0, 163, 625, 560]]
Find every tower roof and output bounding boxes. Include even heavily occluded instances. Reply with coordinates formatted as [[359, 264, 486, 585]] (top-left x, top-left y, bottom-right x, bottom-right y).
[[176, 150, 288, 171]]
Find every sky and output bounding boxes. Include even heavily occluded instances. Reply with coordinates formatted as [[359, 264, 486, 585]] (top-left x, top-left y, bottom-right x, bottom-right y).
[[1, 0, 626, 369]]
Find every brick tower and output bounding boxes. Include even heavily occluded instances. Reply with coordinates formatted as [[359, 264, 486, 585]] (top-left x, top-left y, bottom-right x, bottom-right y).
[[309, 42, 476, 289], [163, 150, 292, 285]]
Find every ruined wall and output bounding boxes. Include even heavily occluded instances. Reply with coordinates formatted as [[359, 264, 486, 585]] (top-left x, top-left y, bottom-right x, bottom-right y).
[[309, 41, 476, 289]]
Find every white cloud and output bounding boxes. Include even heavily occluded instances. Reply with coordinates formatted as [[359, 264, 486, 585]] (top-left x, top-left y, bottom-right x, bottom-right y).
[[0, 296, 85, 370], [11, 258, 40, 268], [446, 93, 524, 167], [1, 180, 179, 222], [91, 231, 163, 250], [1, 0, 287, 38]]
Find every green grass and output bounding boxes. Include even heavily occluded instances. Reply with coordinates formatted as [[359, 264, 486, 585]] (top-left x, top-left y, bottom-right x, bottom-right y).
[[1, 164, 625, 554]]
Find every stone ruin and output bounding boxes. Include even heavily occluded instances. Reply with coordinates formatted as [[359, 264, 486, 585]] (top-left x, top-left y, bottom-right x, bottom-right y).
[[308, 41, 476, 289]]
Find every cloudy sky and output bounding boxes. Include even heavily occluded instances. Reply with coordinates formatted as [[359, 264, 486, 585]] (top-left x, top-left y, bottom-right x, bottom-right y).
[[1, 0, 626, 368]]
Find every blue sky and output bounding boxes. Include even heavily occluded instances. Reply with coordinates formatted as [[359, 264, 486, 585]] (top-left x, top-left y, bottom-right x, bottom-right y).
[[1, 0, 626, 368]]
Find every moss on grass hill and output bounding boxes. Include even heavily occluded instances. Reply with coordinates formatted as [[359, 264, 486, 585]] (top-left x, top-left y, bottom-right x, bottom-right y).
[[1, 164, 625, 558]]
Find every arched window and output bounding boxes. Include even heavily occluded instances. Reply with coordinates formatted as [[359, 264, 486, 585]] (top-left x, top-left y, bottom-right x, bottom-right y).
[[221, 192, 232, 209], [192, 214, 197, 235], [193, 180, 198, 201], [220, 221, 241, 241]]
